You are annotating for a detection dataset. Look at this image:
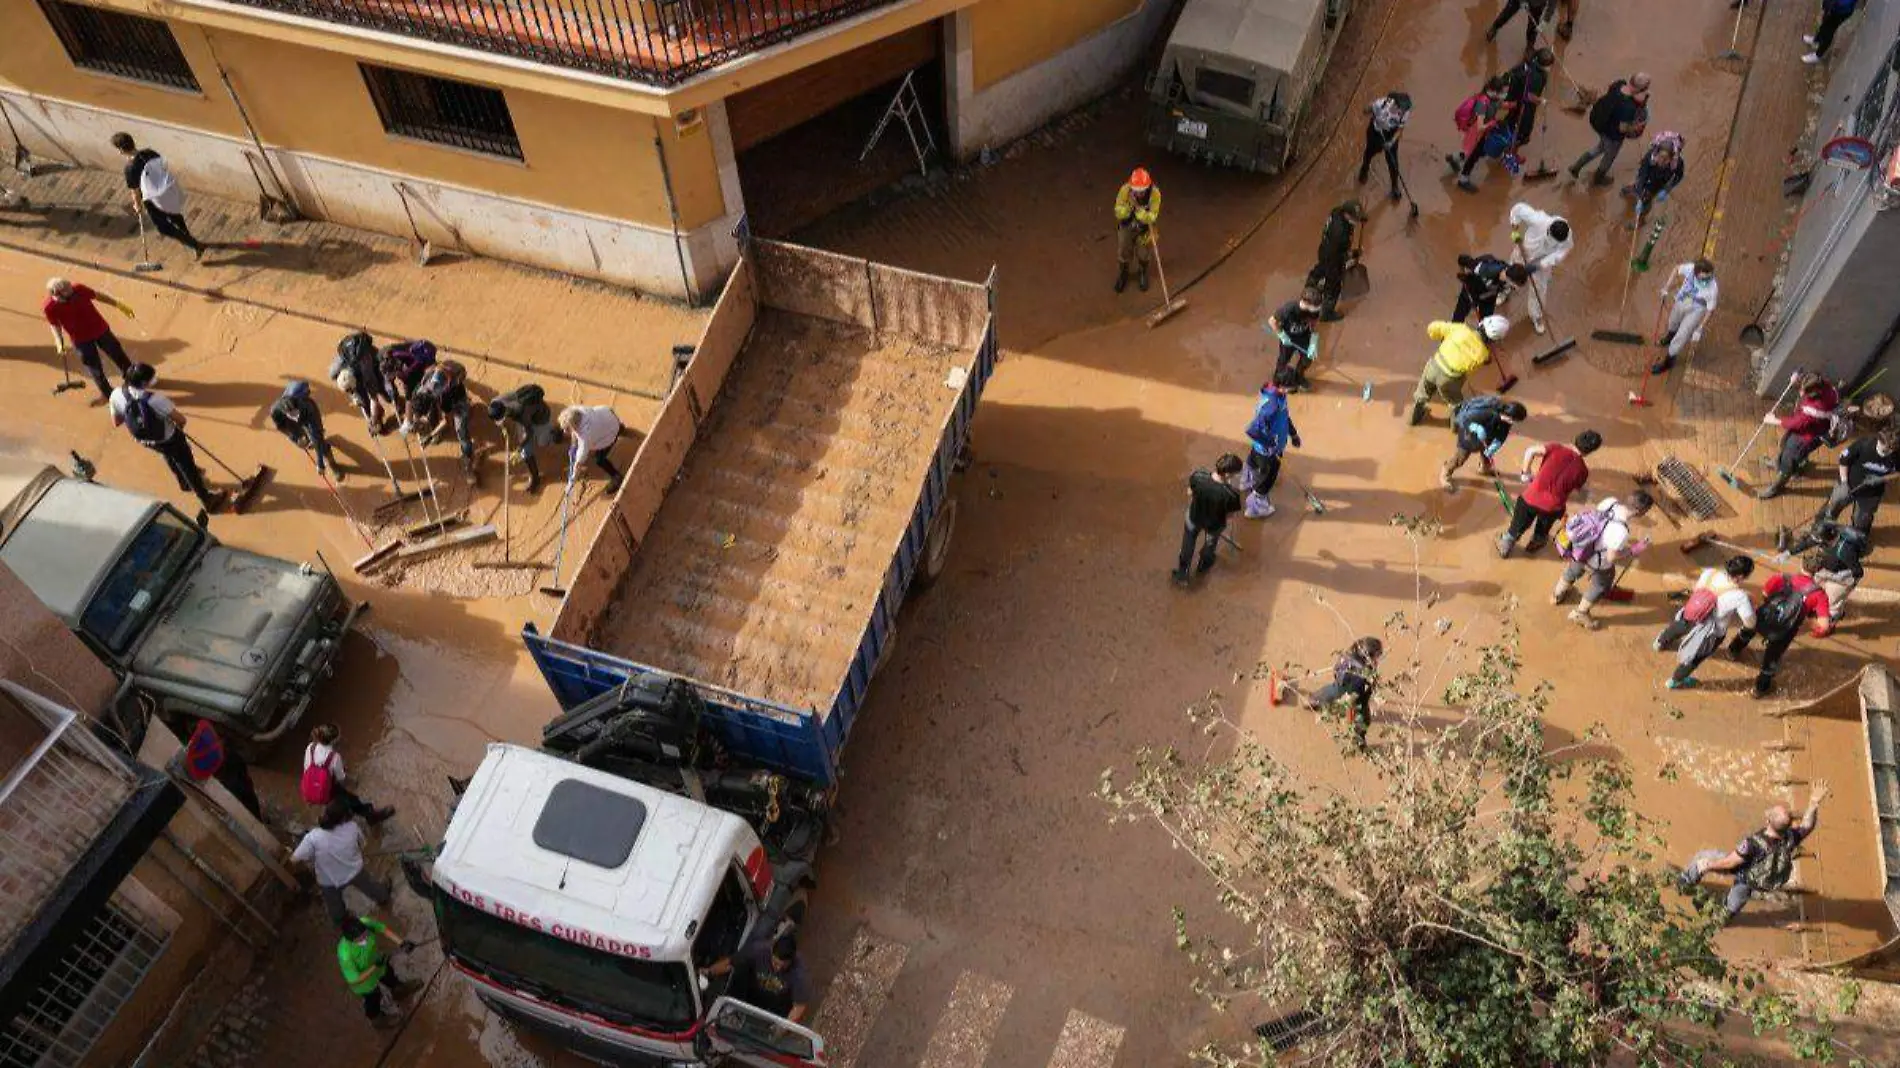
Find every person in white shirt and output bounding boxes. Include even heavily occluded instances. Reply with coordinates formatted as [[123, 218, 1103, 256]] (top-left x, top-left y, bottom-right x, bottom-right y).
[[305, 724, 394, 824], [557, 405, 625, 492], [1507, 203, 1573, 335], [1652, 258, 1719, 374], [111, 132, 206, 259], [1551, 491, 1653, 628], [110, 363, 229, 512], [1653, 556, 1758, 689], [290, 798, 392, 927]]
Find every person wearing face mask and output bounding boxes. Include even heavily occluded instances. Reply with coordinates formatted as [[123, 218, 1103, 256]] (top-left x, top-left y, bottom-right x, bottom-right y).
[[1625, 132, 1685, 225], [1173, 453, 1246, 587], [1265, 288, 1324, 391], [1809, 424, 1900, 537], [1650, 259, 1719, 376]]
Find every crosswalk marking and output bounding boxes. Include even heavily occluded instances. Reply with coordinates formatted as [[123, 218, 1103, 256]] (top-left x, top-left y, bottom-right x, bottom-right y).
[[811, 929, 910, 1068], [1045, 1010, 1125, 1068], [918, 971, 1013, 1068]]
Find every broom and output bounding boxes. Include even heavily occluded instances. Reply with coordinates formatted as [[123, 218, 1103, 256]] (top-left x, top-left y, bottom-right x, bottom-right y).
[[1594, 214, 1667, 345], [1145, 229, 1188, 327], [185, 433, 271, 513], [1517, 240, 1577, 364], [1715, 373, 1802, 490], [132, 210, 164, 274]]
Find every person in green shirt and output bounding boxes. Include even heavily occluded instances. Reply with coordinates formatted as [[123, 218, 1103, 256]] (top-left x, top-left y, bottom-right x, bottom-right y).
[[337, 915, 420, 1028]]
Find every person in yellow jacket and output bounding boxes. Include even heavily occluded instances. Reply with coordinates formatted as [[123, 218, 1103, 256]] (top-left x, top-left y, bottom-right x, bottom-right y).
[[1113, 168, 1162, 293], [337, 915, 421, 1028], [1409, 315, 1510, 425]]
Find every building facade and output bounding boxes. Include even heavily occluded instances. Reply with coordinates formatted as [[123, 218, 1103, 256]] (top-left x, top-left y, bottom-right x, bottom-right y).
[[1759, 0, 1900, 392], [0, 562, 276, 1068], [0, 0, 1168, 301]]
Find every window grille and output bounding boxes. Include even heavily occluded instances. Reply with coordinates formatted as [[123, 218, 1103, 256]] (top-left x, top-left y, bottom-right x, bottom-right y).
[[0, 894, 171, 1068], [37, 1, 200, 91], [361, 64, 523, 160]]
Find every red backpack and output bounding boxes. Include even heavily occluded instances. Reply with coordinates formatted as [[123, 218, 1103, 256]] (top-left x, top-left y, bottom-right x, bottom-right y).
[[1679, 587, 1718, 623], [300, 749, 337, 805]]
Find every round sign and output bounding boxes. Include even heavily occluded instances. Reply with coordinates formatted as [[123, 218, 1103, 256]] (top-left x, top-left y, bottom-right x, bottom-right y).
[[1820, 135, 1876, 170]]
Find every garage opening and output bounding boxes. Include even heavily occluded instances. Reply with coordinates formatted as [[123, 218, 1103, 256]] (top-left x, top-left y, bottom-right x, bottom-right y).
[[728, 21, 944, 237]]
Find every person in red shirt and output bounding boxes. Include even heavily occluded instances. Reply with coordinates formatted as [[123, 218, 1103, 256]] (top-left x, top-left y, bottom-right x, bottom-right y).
[[1498, 429, 1600, 557], [1727, 563, 1832, 698], [42, 277, 135, 402], [1758, 372, 1840, 500]]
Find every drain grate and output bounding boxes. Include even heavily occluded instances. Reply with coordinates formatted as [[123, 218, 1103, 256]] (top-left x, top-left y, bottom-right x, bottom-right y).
[[1657, 456, 1720, 519], [1253, 1008, 1335, 1052]]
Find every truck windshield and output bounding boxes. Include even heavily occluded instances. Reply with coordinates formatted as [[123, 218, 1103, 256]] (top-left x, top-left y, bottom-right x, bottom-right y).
[[438, 895, 698, 1032], [79, 509, 201, 655]]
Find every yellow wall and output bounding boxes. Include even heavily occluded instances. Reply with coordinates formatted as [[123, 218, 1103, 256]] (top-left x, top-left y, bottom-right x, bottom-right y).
[[0, 0, 727, 230], [970, 0, 1141, 90]]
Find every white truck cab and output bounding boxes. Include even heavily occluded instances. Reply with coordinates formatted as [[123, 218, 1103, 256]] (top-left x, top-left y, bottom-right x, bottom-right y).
[[425, 744, 827, 1067]]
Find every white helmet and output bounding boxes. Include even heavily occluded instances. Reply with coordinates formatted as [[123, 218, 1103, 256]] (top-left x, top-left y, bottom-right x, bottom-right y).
[[1480, 315, 1511, 341]]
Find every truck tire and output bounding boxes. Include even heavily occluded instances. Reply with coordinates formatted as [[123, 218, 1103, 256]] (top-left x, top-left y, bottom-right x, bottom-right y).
[[915, 495, 958, 589]]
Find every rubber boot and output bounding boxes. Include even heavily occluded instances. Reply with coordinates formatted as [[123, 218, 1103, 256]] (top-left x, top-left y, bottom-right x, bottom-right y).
[[1440, 461, 1458, 492], [1757, 474, 1789, 500], [1114, 264, 1128, 293], [1137, 261, 1151, 293], [1496, 532, 1517, 558], [1649, 355, 1676, 376], [1407, 401, 1427, 426], [461, 454, 478, 486]]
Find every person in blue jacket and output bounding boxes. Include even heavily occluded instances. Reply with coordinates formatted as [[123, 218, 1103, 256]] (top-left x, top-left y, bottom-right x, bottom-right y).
[[1243, 368, 1302, 520], [1625, 133, 1684, 224]]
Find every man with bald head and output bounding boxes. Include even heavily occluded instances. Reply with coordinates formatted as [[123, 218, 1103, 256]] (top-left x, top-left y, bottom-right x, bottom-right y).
[[1681, 783, 1828, 922], [1569, 72, 1650, 186]]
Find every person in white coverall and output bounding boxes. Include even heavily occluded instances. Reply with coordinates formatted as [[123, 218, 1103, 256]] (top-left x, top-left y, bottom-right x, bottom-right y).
[[1652, 258, 1719, 375], [1507, 203, 1573, 336]]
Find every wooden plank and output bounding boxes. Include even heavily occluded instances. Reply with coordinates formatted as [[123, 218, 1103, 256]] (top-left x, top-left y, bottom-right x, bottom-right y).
[[394, 524, 497, 563]]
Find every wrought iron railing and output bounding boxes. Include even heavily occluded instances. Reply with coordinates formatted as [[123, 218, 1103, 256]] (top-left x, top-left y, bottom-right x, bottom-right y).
[[221, 0, 909, 87]]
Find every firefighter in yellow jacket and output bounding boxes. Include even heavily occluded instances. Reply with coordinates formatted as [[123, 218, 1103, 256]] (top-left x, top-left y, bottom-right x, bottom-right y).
[[1409, 316, 1510, 425], [1114, 168, 1162, 293]]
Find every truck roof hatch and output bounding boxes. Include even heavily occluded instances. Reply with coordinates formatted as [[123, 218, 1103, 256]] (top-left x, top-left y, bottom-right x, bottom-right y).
[[534, 779, 647, 870]]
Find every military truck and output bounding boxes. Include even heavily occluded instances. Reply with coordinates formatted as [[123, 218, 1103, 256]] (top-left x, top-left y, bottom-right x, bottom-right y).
[[0, 455, 360, 750], [1145, 0, 1353, 173]]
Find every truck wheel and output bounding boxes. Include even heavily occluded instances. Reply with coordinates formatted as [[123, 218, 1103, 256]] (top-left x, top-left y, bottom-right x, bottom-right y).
[[915, 496, 958, 588]]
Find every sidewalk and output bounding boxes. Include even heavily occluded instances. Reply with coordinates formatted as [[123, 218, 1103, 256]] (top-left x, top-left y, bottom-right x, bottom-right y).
[[0, 161, 703, 408]]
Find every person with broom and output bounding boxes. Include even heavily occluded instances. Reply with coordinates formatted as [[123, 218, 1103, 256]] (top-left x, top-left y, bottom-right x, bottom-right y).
[[1242, 369, 1302, 519], [1409, 316, 1509, 426], [1171, 453, 1245, 587], [331, 330, 393, 432], [377, 339, 437, 413], [1729, 559, 1833, 697], [1308, 201, 1366, 321], [1625, 132, 1685, 226], [1485, 0, 1556, 52], [1307, 637, 1384, 750], [1501, 49, 1556, 174], [270, 379, 343, 482], [1549, 491, 1653, 629], [1652, 555, 1757, 690], [403, 358, 477, 483], [1651, 258, 1719, 376], [1356, 91, 1412, 199], [1448, 77, 1513, 192], [1265, 288, 1323, 391], [42, 277, 136, 403], [1507, 202, 1573, 335], [1452, 253, 1530, 323], [558, 405, 626, 494], [1802, 423, 1899, 538], [1439, 396, 1527, 493], [1569, 73, 1650, 186], [1111, 168, 1161, 294], [111, 363, 229, 513], [487, 384, 560, 493], [1497, 430, 1600, 558], [1758, 372, 1842, 500]]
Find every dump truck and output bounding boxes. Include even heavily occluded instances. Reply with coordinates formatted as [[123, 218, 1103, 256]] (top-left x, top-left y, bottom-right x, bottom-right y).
[[401, 232, 996, 1066], [0, 455, 360, 750], [1146, 0, 1353, 173]]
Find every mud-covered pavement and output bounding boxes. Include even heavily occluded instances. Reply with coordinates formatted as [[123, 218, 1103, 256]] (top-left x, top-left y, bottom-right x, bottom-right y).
[[2, 0, 1897, 1062]]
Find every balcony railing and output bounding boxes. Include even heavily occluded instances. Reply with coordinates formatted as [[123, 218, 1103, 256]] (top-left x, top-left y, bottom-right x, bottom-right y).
[[221, 0, 908, 86]]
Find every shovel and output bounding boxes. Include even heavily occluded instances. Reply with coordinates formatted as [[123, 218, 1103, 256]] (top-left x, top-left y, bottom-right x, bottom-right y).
[[1338, 263, 1371, 301]]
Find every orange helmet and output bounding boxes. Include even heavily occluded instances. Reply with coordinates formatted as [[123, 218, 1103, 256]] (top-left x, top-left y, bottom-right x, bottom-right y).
[[1128, 167, 1153, 191]]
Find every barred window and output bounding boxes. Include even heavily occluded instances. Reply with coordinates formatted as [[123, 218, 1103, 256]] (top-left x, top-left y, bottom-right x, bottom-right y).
[[0, 894, 172, 1067], [361, 64, 523, 161], [37, 1, 200, 92]]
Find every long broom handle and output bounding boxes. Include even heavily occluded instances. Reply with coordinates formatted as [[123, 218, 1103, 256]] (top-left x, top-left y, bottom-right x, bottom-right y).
[[1150, 228, 1175, 307], [500, 426, 513, 564], [547, 449, 580, 588], [181, 431, 245, 481], [302, 445, 374, 550], [361, 411, 403, 494], [1723, 373, 1804, 471]]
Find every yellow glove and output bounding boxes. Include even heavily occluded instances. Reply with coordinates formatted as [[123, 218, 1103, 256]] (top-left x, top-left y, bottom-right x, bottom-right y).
[[1510, 229, 1523, 243], [116, 302, 136, 319]]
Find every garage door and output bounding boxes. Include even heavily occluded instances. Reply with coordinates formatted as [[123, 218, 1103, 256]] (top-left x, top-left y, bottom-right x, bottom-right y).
[[725, 21, 939, 152]]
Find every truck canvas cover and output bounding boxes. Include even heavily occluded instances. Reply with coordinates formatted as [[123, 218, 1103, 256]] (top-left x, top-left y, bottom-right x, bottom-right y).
[[1159, 0, 1327, 121], [0, 467, 156, 627]]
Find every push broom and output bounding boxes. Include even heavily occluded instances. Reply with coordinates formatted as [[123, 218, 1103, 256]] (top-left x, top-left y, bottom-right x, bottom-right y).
[[185, 433, 271, 513], [1714, 372, 1802, 491], [1145, 229, 1188, 328], [1518, 240, 1577, 365]]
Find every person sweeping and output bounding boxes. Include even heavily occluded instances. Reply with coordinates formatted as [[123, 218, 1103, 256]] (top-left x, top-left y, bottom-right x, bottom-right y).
[[1308, 201, 1366, 321], [1625, 132, 1685, 225], [1508, 203, 1573, 335], [330, 330, 393, 431], [1308, 637, 1384, 750], [1440, 396, 1526, 492], [1356, 91, 1413, 198], [1172, 453, 1245, 587], [1265, 288, 1323, 390], [1757, 372, 1841, 500], [1409, 316, 1509, 426], [1112, 168, 1161, 294], [1242, 369, 1302, 520], [270, 380, 343, 482], [487, 383, 560, 492], [1651, 259, 1719, 376]]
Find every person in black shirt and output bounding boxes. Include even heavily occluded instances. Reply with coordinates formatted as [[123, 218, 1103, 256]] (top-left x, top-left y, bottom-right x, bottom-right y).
[[487, 384, 559, 492], [1452, 254, 1530, 323], [1569, 74, 1650, 185], [1681, 784, 1826, 921], [1485, 0, 1555, 51], [1309, 637, 1383, 749], [110, 133, 206, 258], [1307, 202, 1365, 322], [1266, 289, 1323, 390], [404, 359, 477, 479], [1813, 425, 1898, 535], [270, 380, 342, 480], [1502, 50, 1554, 154], [1173, 454, 1245, 587], [706, 934, 814, 1024]]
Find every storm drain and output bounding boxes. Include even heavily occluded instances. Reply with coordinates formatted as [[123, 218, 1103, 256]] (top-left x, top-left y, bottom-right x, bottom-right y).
[[1656, 456, 1720, 519]]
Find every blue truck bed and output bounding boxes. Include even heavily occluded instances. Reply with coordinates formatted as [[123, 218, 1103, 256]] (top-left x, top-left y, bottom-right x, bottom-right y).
[[525, 238, 995, 786]]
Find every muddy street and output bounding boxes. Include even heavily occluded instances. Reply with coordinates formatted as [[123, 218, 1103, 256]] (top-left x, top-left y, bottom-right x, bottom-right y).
[[0, 0, 1895, 1062]]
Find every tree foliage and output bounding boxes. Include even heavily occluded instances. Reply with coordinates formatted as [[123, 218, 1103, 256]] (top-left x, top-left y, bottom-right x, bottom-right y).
[[1101, 535, 1869, 1068]]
